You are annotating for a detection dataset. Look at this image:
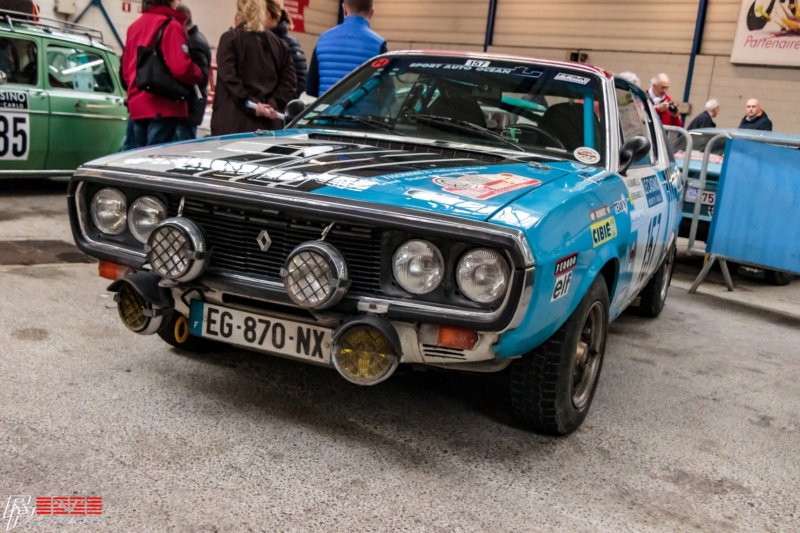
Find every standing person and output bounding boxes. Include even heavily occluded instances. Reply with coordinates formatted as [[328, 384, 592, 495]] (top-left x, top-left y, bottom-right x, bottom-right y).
[[210, 0, 296, 135], [266, 2, 307, 99], [646, 73, 683, 127], [738, 98, 773, 131], [121, 0, 203, 148], [174, 3, 211, 141], [305, 0, 387, 98], [687, 99, 719, 130]]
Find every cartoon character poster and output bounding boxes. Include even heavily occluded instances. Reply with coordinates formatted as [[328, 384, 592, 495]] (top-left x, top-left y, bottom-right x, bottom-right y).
[[730, 0, 800, 66]]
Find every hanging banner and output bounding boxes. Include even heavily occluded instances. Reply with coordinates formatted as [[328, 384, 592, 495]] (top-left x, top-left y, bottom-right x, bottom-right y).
[[284, 0, 310, 34], [730, 0, 800, 66]]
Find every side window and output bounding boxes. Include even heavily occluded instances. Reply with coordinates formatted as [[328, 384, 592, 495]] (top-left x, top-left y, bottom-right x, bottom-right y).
[[0, 36, 38, 85], [46, 45, 114, 93], [615, 85, 657, 167]]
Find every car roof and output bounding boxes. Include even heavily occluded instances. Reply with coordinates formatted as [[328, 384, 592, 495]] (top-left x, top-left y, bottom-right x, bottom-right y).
[[384, 50, 614, 79], [0, 15, 112, 52], [691, 127, 800, 141]]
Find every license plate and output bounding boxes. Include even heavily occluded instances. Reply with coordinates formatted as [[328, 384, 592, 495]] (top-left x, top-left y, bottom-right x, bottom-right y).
[[189, 301, 332, 363], [686, 186, 715, 205]]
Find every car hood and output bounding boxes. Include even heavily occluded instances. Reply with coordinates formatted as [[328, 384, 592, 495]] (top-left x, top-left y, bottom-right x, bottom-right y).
[[86, 130, 593, 222]]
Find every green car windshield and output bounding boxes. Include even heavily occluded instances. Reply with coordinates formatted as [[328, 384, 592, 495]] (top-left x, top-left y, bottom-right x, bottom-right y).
[[293, 56, 608, 165]]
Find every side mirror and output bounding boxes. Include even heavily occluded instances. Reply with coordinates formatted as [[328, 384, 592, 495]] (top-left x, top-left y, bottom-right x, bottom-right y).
[[0, 71, 6, 85], [619, 135, 651, 176], [284, 99, 307, 124]]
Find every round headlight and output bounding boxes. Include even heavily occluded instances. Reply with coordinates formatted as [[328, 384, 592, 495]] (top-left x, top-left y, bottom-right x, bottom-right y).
[[129, 196, 167, 244], [90, 188, 127, 235], [281, 241, 349, 309], [456, 249, 510, 303], [392, 240, 444, 295], [146, 218, 208, 282]]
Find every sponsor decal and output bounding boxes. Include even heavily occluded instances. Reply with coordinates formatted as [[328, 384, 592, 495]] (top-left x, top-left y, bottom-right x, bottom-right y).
[[551, 271, 573, 302], [554, 72, 591, 85], [630, 208, 646, 229], [0, 91, 29, 110], [629, 189, 644, 202], [574, 147, 601, 165], [465, 60, 491, 67], [641, 176, 664, 207], [591, 216, 617, 247], [613, 194, 629, 214], [554, 252, 578, 276], [371, 58, 390, 68], [589, 204, 611, 222], [433, 173, 541, 200], [625, 177, 640, 189]]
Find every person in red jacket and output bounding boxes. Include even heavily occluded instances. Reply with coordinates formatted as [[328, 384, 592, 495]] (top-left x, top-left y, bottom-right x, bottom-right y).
[[121, 0, 203, 148], [646, 73, 683, 127]]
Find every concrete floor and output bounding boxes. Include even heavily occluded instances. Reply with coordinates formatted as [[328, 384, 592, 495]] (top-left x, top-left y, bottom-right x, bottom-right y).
[[1, 180, 799, 532]]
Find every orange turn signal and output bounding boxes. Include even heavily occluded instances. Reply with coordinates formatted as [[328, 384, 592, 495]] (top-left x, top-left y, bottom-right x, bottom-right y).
[[98, 260, 131, 281], [436, 326, 479, 351]]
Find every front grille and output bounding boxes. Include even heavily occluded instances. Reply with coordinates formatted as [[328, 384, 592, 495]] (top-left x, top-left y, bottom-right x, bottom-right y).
[[421, 344, 467, 360], [177, 198, 383, 295]]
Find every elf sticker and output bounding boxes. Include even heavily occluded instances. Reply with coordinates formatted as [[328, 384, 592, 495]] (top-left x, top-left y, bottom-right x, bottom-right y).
[[433, 173, 541, 200]]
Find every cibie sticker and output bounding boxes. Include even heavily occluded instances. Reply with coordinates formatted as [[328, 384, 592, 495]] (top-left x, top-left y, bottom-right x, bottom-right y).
[[433, 173, 541, 200], [591, 216, 617, 247], [554, 72, 590, 85], [574, 147, 601, 165]]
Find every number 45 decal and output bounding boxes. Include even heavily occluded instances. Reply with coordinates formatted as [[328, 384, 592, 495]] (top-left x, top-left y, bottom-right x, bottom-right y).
[[638, 213, 662, 284], [0, 113, 29, 160]]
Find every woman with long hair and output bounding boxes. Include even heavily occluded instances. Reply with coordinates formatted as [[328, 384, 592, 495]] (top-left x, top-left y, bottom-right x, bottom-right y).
[[210, 0, 296, 135]]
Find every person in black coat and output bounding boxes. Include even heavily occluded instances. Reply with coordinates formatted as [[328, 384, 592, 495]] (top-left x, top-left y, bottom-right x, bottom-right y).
[[687, 99, 719, 130], [175, 3, 211, 140], [266, 3, 307, 99], [738, 98, 773, 131]]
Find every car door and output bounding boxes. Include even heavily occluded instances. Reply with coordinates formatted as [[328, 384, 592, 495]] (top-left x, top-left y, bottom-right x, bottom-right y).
[[0, 33, 49, 172], [44, 41, 126, 171], [614, 83, 671, 299]]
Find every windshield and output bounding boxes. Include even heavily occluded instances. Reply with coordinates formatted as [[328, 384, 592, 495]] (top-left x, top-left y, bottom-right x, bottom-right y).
[[672, 132, 726, 161], [292, 55, 608, 166]]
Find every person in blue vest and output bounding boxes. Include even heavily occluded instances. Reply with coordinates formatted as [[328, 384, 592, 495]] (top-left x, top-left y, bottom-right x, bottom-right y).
[[305, 0, 387, 97]]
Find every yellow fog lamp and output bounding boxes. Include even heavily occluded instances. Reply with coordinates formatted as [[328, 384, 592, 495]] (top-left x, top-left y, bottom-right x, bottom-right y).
[[107, 273, 173, 335], [331, 318, 401, 386]]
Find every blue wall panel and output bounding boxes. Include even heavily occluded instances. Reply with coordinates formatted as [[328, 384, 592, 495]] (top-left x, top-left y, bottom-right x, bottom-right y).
[[707, 139, 800, 274]]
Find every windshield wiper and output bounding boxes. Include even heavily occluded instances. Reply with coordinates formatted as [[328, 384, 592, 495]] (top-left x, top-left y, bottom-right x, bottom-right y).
[[407, 113, 525, 152], [306, 114, 404, 135]]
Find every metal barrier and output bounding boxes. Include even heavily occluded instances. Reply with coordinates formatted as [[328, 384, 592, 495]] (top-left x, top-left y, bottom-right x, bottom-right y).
[[685, 131, 800, 293]]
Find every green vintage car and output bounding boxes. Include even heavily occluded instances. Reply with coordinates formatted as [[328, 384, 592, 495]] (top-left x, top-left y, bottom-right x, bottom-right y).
[[0, 9, 127, 177]]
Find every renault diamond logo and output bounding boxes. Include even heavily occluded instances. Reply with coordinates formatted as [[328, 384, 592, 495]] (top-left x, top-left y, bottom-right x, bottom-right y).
[[256, 230, 272, 252]]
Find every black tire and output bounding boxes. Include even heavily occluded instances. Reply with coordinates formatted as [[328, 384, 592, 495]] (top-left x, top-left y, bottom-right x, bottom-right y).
[[637, 243, 676, 318], [746, 1, 773, 31], [509, 276, 609, 435], [765, 269, 794, 286], [158, 312, 217, 352]]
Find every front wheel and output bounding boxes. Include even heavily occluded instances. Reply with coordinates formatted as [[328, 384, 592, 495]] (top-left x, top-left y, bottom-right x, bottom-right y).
[[509, 276, 609, 435]]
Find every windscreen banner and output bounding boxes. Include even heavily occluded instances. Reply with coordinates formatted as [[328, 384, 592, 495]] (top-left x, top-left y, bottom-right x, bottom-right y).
[[730, 0, 800, 66]]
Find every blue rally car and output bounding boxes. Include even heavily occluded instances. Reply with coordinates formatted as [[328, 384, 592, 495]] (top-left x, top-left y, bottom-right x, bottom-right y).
[[68, 52, 683, 435]]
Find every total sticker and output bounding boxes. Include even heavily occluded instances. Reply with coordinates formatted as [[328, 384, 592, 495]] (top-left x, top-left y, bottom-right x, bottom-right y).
[[433, 173, 542, 200], [574, 147, 601, 165]]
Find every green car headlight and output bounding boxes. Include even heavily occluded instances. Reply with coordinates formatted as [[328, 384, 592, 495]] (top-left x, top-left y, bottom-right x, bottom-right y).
[[90, 188, 127, 236]]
